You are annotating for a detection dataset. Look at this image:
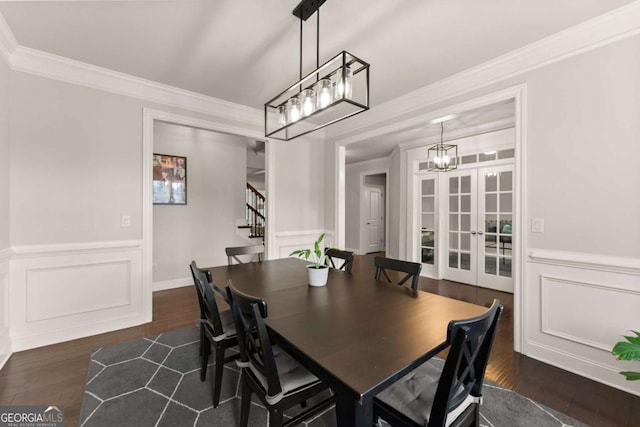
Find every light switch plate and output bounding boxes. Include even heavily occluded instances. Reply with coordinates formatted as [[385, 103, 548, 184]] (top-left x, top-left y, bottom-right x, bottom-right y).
[[121, 215, 131, 227], [531, 217, 544, 233]]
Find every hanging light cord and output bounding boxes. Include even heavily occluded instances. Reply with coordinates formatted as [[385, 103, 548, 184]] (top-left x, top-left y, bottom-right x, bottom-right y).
[[440, 122, 444, 145]]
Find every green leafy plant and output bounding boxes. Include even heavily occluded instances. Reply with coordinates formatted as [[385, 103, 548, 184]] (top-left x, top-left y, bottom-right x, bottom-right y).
[[289, 233, 329, 269], [612, 330, 640, 381]]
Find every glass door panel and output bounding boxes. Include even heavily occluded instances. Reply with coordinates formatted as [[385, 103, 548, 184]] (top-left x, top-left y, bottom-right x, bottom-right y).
[[478, 166, 514, 292], [443, 172, 476, 284], [420, 178, 436, 265]]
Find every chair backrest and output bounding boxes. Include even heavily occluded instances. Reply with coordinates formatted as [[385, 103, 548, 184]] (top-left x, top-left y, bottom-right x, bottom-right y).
[[374, 256, 422, 292], [225, 244, 264, 265], [189, 261, 212, 322], [190, 261, 226, 337], [324, 248, 355, 273], [226, 283, 282, 399], [429, 299, 503, 427]]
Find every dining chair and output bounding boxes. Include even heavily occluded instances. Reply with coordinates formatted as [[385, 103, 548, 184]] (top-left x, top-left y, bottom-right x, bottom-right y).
[[189, 261, 239, 408], [374, 256, 422, 292], [225, 244, 264, 265], [374, 299, 503, 427], [226, 283, 334, 427], [324, 248, 355, 273]]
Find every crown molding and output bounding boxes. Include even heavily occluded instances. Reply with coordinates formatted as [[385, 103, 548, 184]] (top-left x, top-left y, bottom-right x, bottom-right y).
[[10, 46, 263, 126], [3, 2, 640, 132], [0, 11, 17, 66], [327, 1, 640, 141], [0, 7, 264, 126]]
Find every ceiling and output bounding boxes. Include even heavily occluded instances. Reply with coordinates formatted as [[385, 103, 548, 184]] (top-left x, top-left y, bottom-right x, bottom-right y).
[[0, 0, 634, 162]]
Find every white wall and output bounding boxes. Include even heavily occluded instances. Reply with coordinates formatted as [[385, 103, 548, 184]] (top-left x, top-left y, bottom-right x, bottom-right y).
[[0, 55, 9, 250], [0, 56, 11, 367], [331, 32, 640, 395], [345, 157, 390, 252], [9, 72, 144, 245], [152, 122, 248, 288], [3, 67, 330, 350]]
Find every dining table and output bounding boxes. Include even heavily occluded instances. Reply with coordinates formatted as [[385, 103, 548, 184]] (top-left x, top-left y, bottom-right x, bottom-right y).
[[207, 257, 487, 427]]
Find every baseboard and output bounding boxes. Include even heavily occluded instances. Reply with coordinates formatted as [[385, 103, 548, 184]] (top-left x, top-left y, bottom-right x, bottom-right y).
[[0, 327, 11, 370], [153, 277, 192, 292], [527, 340, 640, 397], [11, 313, 146, 352]]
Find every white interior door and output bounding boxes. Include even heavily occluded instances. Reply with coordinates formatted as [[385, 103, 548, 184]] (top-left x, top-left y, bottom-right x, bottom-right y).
[[478, 166, 514, 292], [419, 177, 437, 273], [442, 166, 514, 293], [364, 185, 384, 253], [444, 171, 477, 284]]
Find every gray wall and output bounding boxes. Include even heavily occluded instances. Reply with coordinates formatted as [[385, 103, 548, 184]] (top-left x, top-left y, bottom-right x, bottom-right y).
[[152, 122, 248, 281], [333, 33, 640, 260], [0, 57, 9, 250], [9, 72, 144, 245]]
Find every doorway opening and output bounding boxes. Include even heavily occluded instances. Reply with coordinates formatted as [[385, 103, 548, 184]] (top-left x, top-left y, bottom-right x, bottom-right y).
[[361, 173, 387, 254]]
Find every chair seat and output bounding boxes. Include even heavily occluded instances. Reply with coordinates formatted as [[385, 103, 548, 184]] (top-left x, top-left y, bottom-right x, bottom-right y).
[[205, 308, 236, 341], [249, 345, 321, 405], [376, 359, 474, 427]]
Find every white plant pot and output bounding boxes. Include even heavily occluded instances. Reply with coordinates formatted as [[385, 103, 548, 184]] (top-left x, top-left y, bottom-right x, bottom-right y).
[[307, 265, 329, 287]]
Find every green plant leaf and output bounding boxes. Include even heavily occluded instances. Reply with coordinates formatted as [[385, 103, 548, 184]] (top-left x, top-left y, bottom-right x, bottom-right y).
[[623, 330, 640, 345], [620, 371, 640, 381], [612, 341, 640, 361]]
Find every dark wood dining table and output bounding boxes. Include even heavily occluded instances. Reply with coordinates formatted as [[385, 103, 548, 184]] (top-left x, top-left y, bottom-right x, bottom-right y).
[[207, 257, 487, 427]]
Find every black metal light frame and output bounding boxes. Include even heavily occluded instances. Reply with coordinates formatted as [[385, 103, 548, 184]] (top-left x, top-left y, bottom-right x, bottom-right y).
[[427, 122, 458, 172], [264, 0, 370, 141]]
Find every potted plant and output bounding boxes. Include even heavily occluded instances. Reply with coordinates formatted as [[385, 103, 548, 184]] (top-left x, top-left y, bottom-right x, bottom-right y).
[[290, 233, 330, 287], [612, 330, 640, 381]]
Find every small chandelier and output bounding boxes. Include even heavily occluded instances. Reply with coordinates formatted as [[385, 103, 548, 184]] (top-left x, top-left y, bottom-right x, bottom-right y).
[[264, 0, 370, 141], [427, 122, 458, 172]]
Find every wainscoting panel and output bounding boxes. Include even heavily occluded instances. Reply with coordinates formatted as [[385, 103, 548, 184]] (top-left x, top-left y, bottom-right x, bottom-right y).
[[0, 253, 11, 369], [26, 261, 132, 322], [10, 241, 144, 351], [526, 249, 640, 396], [272, 230, 334, 260]]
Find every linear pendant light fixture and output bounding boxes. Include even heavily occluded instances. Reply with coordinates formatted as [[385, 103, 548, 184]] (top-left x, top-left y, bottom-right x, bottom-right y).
[[264, 0, 370, 141], [427, 122, 458, 172]]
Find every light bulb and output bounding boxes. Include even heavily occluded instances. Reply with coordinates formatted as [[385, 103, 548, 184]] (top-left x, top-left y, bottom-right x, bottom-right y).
[[299, 89, 315, 117], [334, 66, 352, 100], [277, 104, 287, 127], [287, 97, 300, 123], [314, 78, 332, 109]]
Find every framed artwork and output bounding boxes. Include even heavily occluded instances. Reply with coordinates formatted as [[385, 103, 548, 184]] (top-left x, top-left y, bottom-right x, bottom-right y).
[[153, 153, 187, 205]]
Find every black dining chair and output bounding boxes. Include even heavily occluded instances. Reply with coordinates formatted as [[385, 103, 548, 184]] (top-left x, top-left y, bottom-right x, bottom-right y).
[[324, 248, 355, 273], [189, 261, 239, 408], [226, 283, 334, 427], [374, 256, 422, 292], [374, 299, 503, 427], [225, 244, 264, 265]]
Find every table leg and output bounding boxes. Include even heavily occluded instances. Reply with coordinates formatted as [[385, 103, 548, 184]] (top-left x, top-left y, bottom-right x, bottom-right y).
[[334, 387, 372, 427]]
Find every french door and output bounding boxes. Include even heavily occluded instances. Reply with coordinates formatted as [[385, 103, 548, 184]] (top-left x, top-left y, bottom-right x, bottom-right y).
[[444, 165, 513, 292]]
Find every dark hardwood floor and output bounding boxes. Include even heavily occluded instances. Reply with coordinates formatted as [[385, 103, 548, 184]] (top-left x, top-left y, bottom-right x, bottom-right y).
[[0, 253, 638, 426]]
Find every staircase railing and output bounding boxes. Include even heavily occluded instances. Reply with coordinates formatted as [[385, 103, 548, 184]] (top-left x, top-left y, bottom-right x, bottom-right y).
[[245, 183, 265, 238]]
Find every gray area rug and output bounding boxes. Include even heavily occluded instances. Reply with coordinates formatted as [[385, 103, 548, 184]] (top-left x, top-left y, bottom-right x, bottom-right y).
[[80, 326, 589, 427]]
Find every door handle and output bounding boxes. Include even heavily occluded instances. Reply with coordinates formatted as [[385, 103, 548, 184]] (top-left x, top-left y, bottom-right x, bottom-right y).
[[478, 231, 484, 236], [471, 231, 476, 235]]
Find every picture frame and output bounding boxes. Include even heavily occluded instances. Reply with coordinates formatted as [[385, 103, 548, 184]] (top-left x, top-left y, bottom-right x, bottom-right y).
[[152, 153, 187, 205]]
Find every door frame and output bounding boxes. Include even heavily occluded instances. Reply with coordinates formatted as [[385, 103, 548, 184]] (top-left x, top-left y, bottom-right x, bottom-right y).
[[141, 108, 274, 323], [334, 84, 527, 353], [360, 170, 388, 254]]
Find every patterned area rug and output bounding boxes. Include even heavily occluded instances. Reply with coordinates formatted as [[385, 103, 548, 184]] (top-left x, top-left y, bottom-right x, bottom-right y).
[[79, 326, 588, 427]]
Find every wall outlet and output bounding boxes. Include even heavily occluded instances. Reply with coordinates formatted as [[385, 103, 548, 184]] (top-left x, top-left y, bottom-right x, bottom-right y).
[[121, 215, 131, 227], [531, 217, 544, 233]]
